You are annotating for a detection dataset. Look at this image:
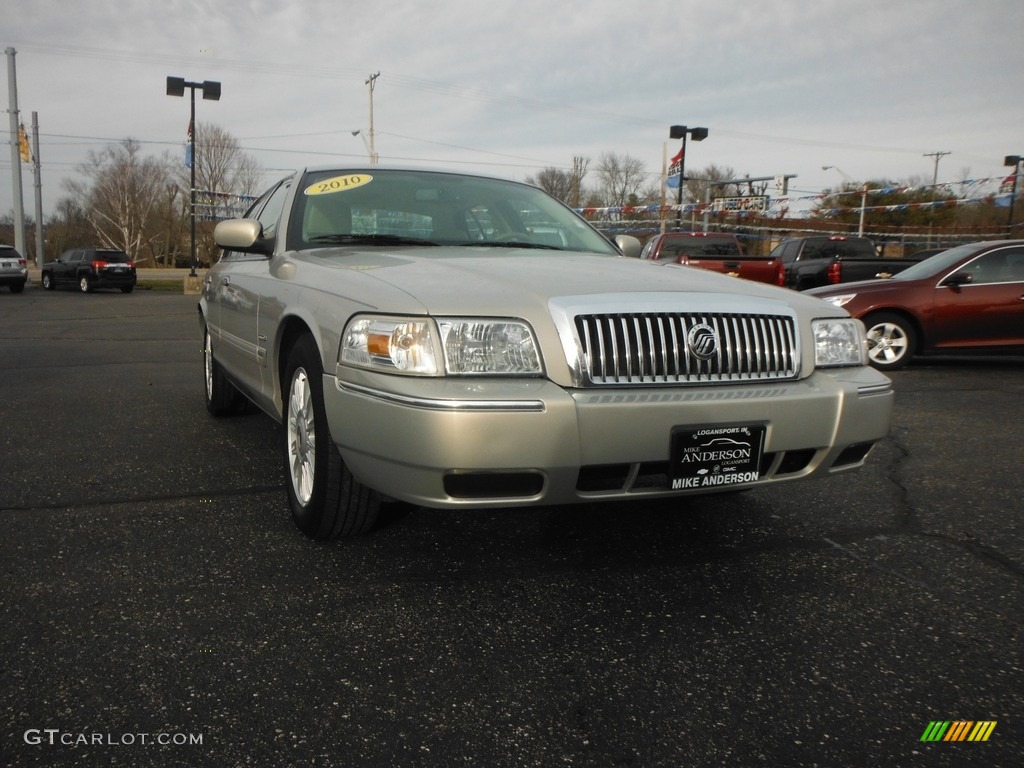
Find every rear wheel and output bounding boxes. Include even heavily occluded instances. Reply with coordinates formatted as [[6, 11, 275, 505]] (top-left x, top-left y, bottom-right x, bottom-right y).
[[9, 282, 25, 293], [864, 312, 916, 370], [283, 335, 379, 539], [79, 275, 93, 293], [121, 285, 134, 294]]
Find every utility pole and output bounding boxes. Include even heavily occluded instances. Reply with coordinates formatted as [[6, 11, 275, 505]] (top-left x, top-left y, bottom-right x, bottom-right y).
[[365, 72, 379, 164], [31, 111, 44, 267], [923, 151, 950, 247], [6, 47, 27, 258], [924, 151, 950, 186]]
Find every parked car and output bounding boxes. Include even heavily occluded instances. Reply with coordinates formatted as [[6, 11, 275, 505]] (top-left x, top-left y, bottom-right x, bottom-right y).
[[773, 235, 922, 290], [201, 166, 893, 539], [0, 244, 28, 293], [639, 232, 779, 284], [41, 248, 136, 293], [808, 240, 1024, 369]]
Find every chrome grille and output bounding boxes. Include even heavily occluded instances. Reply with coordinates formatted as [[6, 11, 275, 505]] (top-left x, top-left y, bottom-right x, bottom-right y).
[[574, 312, 798, 385]]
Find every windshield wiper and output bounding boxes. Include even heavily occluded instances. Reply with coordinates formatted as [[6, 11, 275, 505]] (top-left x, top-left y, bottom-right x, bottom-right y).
[[308, 233, 439, 247], [472, 240, 564, 251]]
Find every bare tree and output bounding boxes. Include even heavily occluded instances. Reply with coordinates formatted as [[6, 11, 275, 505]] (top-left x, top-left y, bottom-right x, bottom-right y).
[[594, 152, 648, 208], [44, 196, 92, 259], [177, 122, 263, 220], [169, 122, 265, 264], [569, 156, 589, 208], [684, 163, 740, 206], [527, 167, 577, 204], [65, 138, 172, 263]]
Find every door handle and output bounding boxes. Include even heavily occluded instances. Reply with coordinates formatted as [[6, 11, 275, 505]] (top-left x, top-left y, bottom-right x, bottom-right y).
[[221, 276, 231, 286]]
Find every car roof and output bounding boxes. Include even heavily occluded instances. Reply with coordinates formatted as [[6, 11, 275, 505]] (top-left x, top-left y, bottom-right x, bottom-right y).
[[297, 164, 524, 185]]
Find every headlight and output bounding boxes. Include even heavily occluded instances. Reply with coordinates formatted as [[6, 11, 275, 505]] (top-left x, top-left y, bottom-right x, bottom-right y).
[[341, 315, 542, 376], [812, 318, 866, 368], [820, 293, 857, 308], [438, 320, 541, 375]]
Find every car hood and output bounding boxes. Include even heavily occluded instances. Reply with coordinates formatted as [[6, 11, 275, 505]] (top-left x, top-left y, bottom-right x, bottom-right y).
[[294, 246, 829, 316], [807, 277, 921, 298]]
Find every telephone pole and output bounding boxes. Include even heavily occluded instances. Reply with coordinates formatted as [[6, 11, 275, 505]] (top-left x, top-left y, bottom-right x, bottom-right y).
[[923, 151, 950, 186], [923, 151, 950, 247], [6, 47, 26, 257], [365, 72, 379, 164]]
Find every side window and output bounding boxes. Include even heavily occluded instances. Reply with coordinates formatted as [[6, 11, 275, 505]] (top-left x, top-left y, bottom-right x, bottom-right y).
[[1006, 251, 1024, 282], [254, 181, 291, 239], [958, 247, 1024, 285]]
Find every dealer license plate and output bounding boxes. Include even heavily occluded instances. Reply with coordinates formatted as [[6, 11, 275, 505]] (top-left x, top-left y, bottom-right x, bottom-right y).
[[669, 425, 765, 490]]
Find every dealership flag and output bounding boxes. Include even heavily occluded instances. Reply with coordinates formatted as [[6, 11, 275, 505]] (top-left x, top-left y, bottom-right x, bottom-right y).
[[668, 146, 683, 176], [185, 118, 194, 168], [666, 146, 685, 189]]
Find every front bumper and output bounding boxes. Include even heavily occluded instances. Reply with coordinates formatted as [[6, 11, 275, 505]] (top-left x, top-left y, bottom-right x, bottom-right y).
[[324, 366, 893, 508]]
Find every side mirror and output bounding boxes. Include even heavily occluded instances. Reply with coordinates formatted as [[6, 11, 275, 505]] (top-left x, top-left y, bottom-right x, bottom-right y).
[[941, 272, 972, 287], [214, 219, 274, 256], [614, 234, 642, 258]]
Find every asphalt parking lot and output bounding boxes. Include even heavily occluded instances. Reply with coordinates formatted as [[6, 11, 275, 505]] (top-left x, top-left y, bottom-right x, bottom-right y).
[[1, 286, 1022, 767]]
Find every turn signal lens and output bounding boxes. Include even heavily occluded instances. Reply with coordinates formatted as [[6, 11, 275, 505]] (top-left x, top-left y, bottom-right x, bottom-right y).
[[341, 317, 439, 374]]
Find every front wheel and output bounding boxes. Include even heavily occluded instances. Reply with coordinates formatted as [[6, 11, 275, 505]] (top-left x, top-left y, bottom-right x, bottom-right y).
[[41, 272, 55, 290], [863, 312, 916, 370], [283, 335, 379, 539]]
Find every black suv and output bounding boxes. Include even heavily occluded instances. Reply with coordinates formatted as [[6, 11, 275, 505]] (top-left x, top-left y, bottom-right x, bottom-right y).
[[41, 248, 137, 293]]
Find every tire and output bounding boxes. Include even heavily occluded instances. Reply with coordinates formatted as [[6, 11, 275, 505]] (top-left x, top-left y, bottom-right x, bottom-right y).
[[10, 282, 25, 293], [41, 272, 55, 290], [863, 312, 917, 370], [283, 335, 379, 539], [203, 325, 246, 416], [121, 285, 134, 294], [79, 275, 93, 293]]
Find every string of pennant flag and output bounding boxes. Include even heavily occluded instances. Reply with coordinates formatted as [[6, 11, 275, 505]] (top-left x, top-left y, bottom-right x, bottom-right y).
[[578, 174, 1021, 219]]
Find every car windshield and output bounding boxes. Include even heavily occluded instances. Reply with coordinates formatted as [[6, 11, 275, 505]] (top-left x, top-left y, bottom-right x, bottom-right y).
[[892, 243, 989, 280], [288, 169, 619, 255]]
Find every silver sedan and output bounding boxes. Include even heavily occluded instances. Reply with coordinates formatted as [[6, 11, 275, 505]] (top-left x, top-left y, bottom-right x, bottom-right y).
[[201, 166, 893, 539]]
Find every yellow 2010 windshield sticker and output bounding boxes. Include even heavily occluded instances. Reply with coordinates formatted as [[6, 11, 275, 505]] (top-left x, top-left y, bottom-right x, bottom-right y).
[[304, 174, 373, 196]]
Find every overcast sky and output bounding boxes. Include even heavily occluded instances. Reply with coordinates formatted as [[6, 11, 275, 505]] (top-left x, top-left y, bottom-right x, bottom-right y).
[[3, 0, 1024, 219]]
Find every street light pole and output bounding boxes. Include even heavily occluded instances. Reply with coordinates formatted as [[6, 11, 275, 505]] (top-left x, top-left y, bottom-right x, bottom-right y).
[[1005, 155, 1022, 234], [669, 125, 708, 229], [166, 76, 221, 278]]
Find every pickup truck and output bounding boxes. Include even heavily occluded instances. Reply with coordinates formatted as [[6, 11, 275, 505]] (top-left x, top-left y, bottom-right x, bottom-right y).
[[639, 232, 780, 284], [772, 236, 922, 291], [41, 247, 137, 293]]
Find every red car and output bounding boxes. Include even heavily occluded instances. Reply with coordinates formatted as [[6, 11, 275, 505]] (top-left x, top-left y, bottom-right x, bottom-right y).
[[807, 240, 1024, 370]]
